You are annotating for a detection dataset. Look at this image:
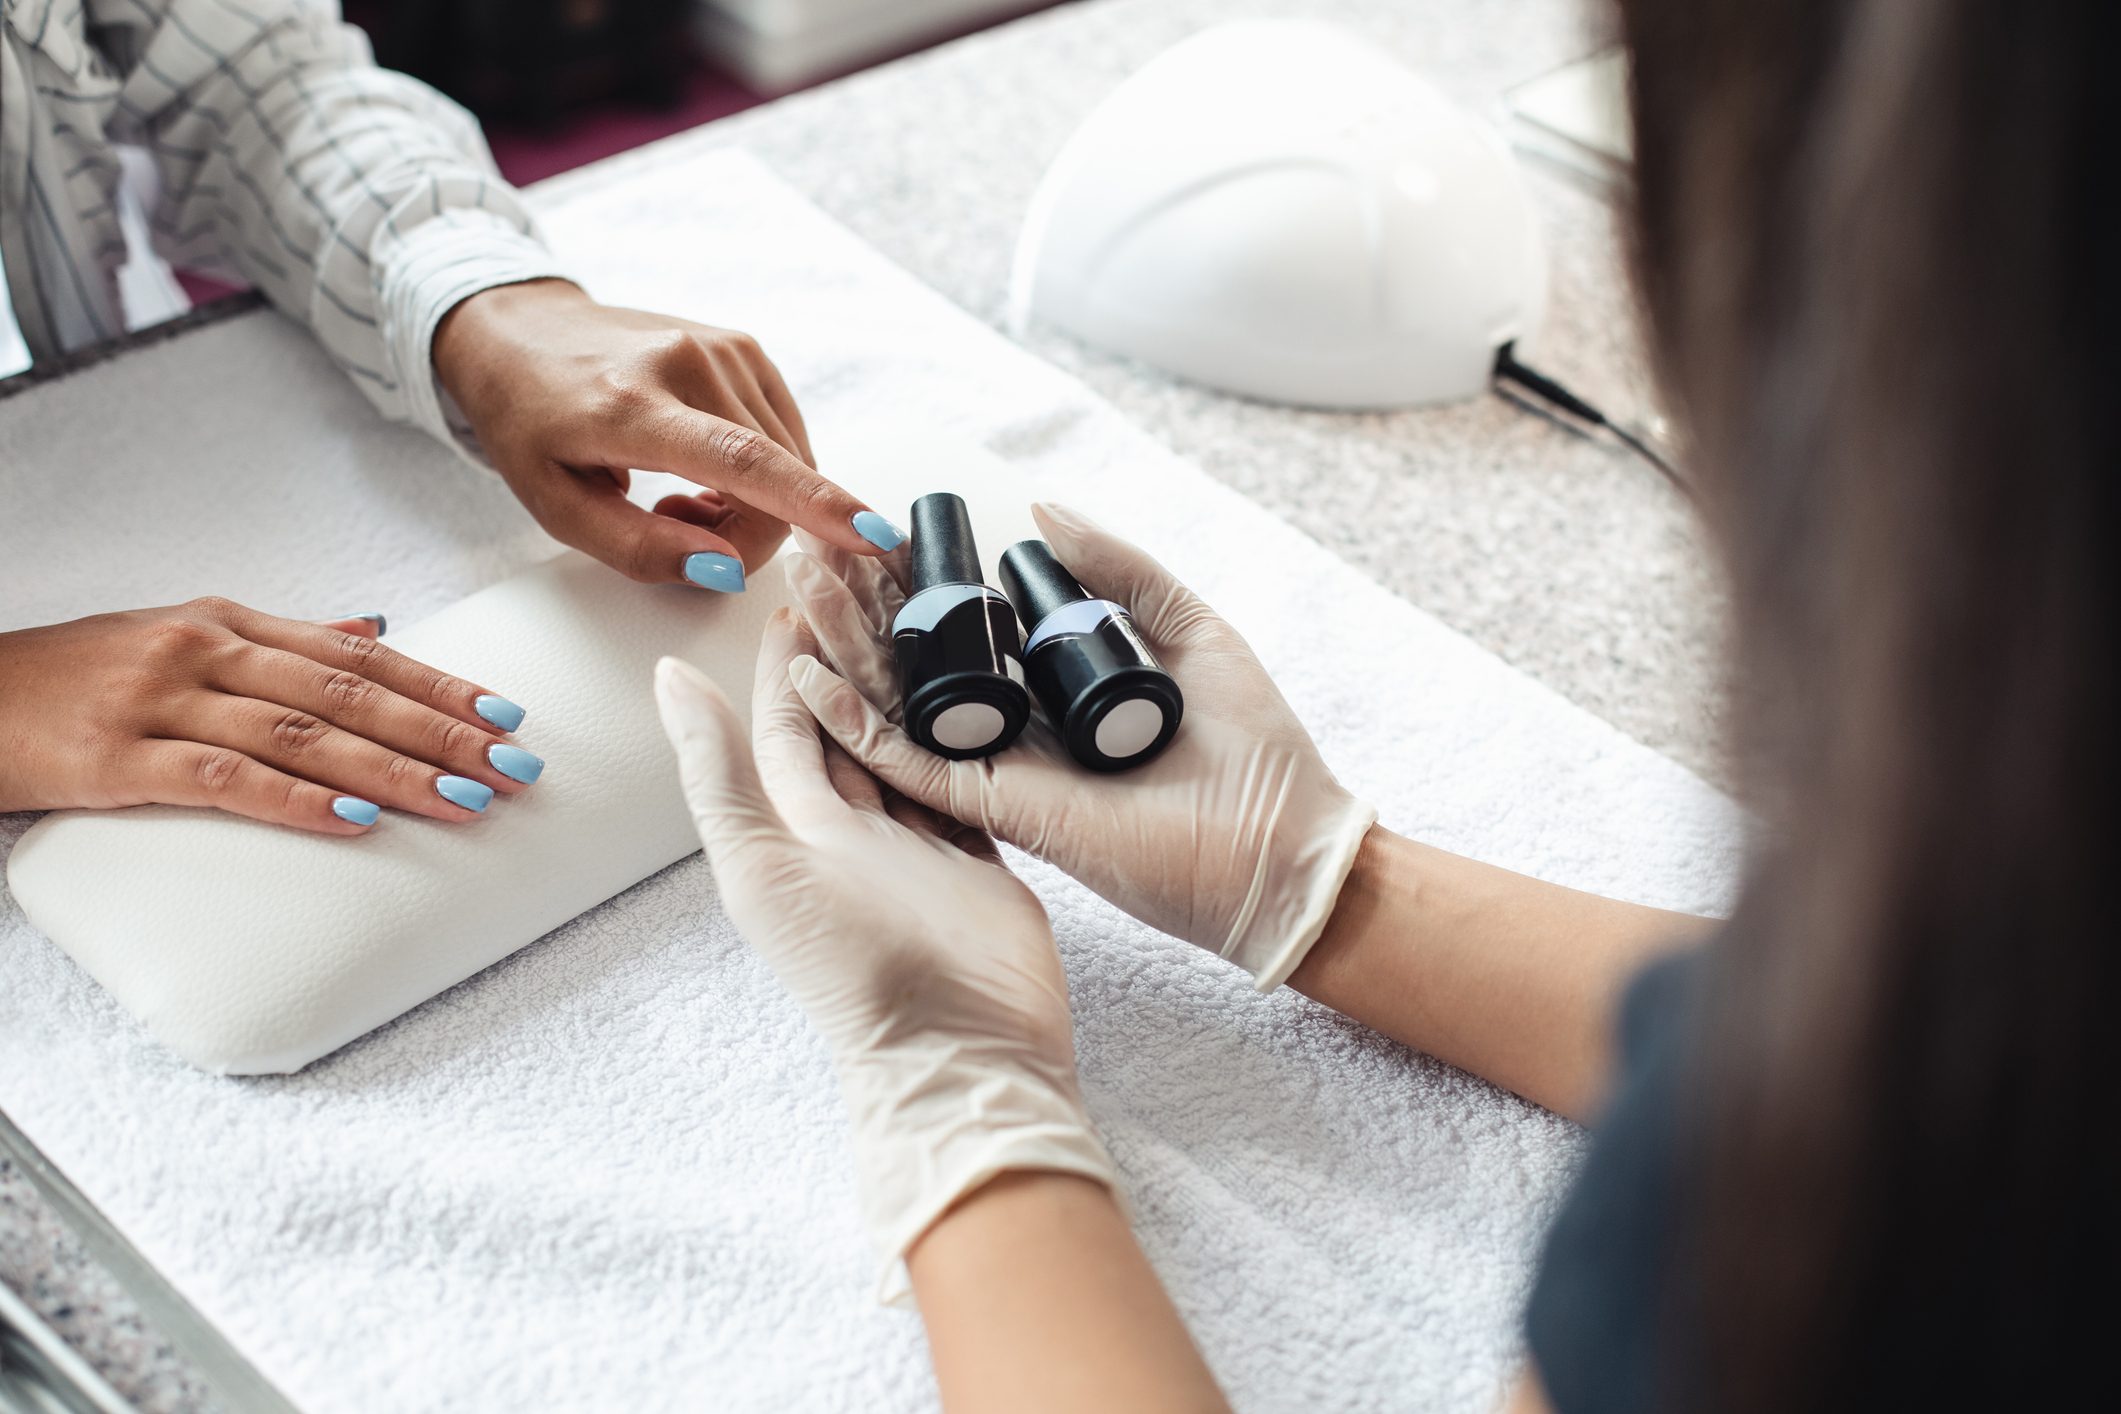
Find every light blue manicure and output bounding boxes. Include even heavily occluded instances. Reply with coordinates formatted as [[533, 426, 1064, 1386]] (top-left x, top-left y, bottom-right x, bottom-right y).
[[332, 796, 381, 827], [488, 743, 545, 784], [348, 613, 387, 636], [436, 776, 494, 812], [684, 552, 746, 593], [851, 510, 905, 551], [474, 694, 526, 732]]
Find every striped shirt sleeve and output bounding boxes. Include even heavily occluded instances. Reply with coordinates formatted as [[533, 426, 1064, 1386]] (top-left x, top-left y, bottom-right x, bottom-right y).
[[91, 0, 573, 456]]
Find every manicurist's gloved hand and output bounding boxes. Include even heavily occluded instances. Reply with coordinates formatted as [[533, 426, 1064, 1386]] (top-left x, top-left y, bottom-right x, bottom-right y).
[[653, 609, 1118, 1297], [782, 504, 1379, 991], [433, 280, 905, 591]]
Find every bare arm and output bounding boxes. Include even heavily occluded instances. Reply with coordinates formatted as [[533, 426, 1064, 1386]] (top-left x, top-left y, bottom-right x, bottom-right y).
[[908, 1173, 1230, 1414], [1289, 826, 1712, 1123], [1503, 1371, 1557, 1414]]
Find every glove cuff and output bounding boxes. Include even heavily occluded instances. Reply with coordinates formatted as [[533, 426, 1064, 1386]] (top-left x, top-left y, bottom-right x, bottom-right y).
[[840, 1049, 1119, 1305], [1235, 794, 1380, 992]]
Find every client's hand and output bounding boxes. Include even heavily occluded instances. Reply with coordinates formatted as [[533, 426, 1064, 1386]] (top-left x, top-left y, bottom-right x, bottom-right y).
[[433, 280, 904, 592], [653, 610, 1116, 1293], [0, 600, 540, 831], [782, 504, 1379, 990]]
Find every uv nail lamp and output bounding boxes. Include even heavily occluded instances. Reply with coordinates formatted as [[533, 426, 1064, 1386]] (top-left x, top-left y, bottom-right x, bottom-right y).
[[892, 493, 1031, 759], [1010, 20, 1548, 410]]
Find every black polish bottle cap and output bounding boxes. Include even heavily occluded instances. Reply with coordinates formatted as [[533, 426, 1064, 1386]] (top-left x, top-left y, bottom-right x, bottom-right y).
[[892, 493, 1030, 760], [997, 540, 1183, 772], [912, 492, 983, 590], [998, 540, 1089, 626]]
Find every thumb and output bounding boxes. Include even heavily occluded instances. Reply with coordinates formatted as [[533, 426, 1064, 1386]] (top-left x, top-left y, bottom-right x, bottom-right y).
[[788, 654, 996, 832], [653, 655, 789, 864], [1031, 503, 1236, 655], [652, 489, 790, 571]]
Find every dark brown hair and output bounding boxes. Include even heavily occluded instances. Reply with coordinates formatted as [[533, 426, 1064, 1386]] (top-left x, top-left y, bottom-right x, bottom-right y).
[[1616, 0, 2115, 1406]]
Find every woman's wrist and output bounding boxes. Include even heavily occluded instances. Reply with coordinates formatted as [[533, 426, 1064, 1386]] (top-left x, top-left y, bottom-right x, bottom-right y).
[[908, 1171, 1229, 1414], [1286, 824, 1709, 1120], [844, 1045, 1116, 1300], [1285, 823, 1429, 1024], [908, 1169, 1118, 1274], [1245, 787, 1380, 991], [431, 278, 591, 416]]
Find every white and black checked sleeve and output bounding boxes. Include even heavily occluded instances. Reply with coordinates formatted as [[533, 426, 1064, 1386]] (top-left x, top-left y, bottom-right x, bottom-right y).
[[92, 0, 574, 454]]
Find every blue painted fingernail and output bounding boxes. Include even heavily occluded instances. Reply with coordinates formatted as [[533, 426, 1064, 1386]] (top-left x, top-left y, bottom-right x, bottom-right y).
[[346, 613, 387, 635], [488, 743, 544, 784], [436, 776, 494, 812], [332, 796, 381, 827], [684, 552, 746, 593], [851, 510, 905, 551], [475, 694, 526, 731]]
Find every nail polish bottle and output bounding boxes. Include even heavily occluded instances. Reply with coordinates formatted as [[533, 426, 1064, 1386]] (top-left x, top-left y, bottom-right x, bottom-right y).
[[998, 540, 1184, 771], [890, 493, 1032, 759]]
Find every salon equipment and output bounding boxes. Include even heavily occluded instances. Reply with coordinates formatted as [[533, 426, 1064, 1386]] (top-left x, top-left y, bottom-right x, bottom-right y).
[[1492, 343, 1685, 492], [998, 540, 1182, 770], [1011, 22, 1684, 487], [0, 148, 1742, 1414], [693, 0, 1033, 93], [11, 554, 775, 1073], [892, 493, 1031, 759], [1011, 20, 1548, 410]]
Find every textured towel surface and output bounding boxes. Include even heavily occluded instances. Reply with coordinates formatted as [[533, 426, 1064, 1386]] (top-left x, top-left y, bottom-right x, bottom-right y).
[[0, 150, 1743, 1413]]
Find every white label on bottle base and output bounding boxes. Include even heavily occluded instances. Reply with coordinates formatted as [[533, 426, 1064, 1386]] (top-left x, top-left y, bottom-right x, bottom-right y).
[[932, 701, 1007, 752], [1094, 697, 1166, 760]]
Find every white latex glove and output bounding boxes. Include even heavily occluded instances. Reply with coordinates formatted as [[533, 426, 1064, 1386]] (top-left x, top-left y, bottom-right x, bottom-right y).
[[782, 503, 1379, 991], [653, 609, 1116, 1301]]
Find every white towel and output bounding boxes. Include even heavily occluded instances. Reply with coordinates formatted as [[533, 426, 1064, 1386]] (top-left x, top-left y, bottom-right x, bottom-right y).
[[0, 149, 1744, 1413]]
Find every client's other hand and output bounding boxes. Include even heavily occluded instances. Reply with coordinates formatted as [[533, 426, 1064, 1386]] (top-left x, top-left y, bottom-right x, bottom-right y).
[[0, 601, 539, 831], [654, 610, 1115, 1294], [434, 281, 905, 593], [784, 504, 1378, 991]]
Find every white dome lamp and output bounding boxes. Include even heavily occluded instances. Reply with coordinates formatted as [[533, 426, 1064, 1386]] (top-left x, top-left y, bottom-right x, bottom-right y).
[[1010, 20, 1550, 411]]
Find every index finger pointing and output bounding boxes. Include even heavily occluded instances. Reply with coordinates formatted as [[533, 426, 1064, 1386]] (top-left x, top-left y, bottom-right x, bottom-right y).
[[623, 405, 904, 557]]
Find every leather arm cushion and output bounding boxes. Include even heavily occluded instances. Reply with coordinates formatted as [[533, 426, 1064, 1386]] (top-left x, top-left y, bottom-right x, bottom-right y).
[[6, 445, 1035, 1073]]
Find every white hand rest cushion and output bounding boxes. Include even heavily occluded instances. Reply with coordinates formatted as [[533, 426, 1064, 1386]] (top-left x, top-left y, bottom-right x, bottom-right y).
[[7, 444, 1039, 1074]]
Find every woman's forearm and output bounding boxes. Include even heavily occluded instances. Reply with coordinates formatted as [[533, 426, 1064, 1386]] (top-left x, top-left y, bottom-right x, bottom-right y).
[[1288, 826, 1712, 1122], [907, 1172, 1230, 1414]]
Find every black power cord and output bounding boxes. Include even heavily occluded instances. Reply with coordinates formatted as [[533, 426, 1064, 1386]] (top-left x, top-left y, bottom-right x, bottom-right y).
[[1492, 341, 1687, 495]]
